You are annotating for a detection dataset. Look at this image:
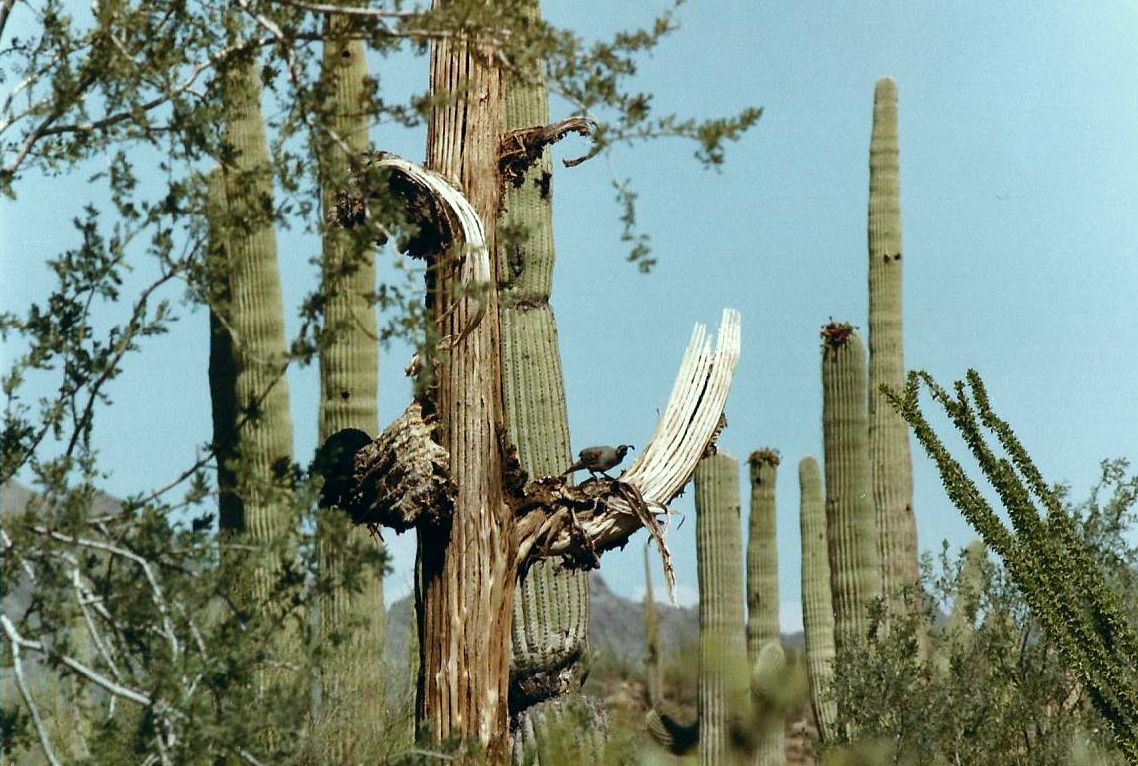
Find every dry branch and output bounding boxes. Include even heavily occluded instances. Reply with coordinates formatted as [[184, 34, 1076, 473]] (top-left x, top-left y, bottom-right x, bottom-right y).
[[498, 115, 597, 186]]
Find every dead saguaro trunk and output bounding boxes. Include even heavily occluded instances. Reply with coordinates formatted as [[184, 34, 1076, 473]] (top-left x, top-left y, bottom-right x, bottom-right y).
[[323, 148, 743, 758], [417, 17, 513, 756]]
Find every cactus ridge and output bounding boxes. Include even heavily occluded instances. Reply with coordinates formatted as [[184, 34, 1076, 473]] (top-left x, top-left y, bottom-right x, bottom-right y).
[[218, 54, 296, 585], [798, 455, 837, 742], [747, 451, 785, 765], [695, 453, 751, 766], [821, 327, 881, 655], [313, 11, 387, 758]]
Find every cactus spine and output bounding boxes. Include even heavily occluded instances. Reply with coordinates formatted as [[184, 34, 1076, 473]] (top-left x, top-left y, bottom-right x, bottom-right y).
[[498, 2, 594, 757], [820, 324, 881, 657], [695, 453, 750, 766], [217, 53, 295, 589], [747, 449, 785, 766], [867, 76, 919, 602], [798, 455, 837, 742], [314, 12, 386, 757]]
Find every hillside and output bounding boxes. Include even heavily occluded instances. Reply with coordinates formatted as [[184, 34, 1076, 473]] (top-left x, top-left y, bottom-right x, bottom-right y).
[[383, 570, 803, 673]]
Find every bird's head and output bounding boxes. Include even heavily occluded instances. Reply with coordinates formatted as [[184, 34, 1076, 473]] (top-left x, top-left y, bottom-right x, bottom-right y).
[[616, 444, 635, 458]]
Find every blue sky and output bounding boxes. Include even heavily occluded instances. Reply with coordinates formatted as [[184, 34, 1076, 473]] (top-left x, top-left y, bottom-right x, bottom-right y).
[[3, 2, 1136, 630]]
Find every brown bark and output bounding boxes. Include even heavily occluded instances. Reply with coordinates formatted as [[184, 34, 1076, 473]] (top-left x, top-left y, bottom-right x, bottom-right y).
[[417, 16, 514, 758]]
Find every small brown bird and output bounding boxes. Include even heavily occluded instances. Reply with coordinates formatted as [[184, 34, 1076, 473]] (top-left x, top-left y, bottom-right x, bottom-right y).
[[562, 444, 635, 479]]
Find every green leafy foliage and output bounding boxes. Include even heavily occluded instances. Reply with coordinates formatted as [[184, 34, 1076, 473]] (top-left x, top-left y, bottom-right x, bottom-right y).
[[825, 458, 1138, 765], [2, 1, 760, 761]]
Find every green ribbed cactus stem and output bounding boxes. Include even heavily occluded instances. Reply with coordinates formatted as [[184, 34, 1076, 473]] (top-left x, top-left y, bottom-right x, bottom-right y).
[[218, 54, 295, 592], [747, 449, 784, 766], [820, 323, 881, 657], [644, 544, 663, 707], [497, 2, 593, 759], [935, 539, 986, 673], [695, 452, 751, 766], [751, 642, 786, 766], [646, 708, 699, 756], [798, 455, 837, 742], [313, 11, 386, 760], [866, 76, 919, 606], [747, 449, 782, 658], [205, 170, 241, 533], [216, 51, 296, 753]]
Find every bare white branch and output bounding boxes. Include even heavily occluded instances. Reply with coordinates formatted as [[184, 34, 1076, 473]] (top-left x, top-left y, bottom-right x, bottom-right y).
[[1, 615, 64, 766], [32, 526, 181, 660], [71, 567, 125, 683]]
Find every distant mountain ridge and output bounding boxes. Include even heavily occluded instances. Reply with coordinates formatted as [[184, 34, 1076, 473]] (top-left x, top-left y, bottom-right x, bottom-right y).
[[2, 481, 805, 672], [383, 570, 805, 672]]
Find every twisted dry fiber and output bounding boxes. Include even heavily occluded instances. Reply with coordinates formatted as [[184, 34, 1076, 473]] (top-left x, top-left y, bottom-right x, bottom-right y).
[[339, 159, 745, 610], [419, 31, 510, 751]]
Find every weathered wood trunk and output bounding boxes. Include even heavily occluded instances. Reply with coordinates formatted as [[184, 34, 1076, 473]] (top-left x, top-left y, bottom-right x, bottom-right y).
[[416, 14, 514, 757]]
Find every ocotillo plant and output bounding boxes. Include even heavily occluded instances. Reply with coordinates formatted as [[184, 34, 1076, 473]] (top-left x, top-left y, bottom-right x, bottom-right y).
[[496, 3, 595, 759], [891, 370, 1138, 761], [820, 323, 881, 661], [695, 452, 751, 766], [866, 76, 919, 606], [313, 11, 386, 758], [215, 53, 296, 593], [747, 449, 785, 766], [798, 454, 837, 742]]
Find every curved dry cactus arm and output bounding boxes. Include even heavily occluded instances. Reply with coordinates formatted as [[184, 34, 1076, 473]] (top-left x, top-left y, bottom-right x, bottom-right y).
[[517, 308, 743, 601], [372, 154, 491, 298]]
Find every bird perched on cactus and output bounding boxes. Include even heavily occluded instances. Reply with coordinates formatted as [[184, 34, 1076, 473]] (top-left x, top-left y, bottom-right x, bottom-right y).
[[562, 444, 634, 479]]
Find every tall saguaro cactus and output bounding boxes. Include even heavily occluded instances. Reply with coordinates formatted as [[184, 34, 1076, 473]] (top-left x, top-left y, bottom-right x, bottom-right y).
[[314, 12, 386, 757], [747, 449, 782, 658], [496, 3, 594, 756], [747, 449, 784, 766], [820, 324, 881, 659], [798, 455, 836, 743], [866, 76, 919, 602], [695, 453, 751, 766], [216, 54, 296, 589]]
